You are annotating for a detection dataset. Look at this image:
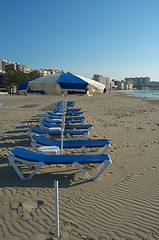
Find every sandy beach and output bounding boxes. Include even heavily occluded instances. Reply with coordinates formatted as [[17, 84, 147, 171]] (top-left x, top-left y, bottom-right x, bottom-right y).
[[0, 92, 159, 240]]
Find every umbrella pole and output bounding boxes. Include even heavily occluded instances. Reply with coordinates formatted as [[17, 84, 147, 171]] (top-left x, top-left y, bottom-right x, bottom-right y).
[[54, 180, 60, 238], [61, 93, 65, 155]]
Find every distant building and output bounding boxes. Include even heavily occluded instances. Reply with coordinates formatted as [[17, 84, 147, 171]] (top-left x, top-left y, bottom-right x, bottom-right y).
[[114, 79, 133, 90], [149, 81, 159, 89], [110, 80, 117, 90], [5, 62, 17, 72], [0, 59, 7, 73], [35, 69, 62, 76], [124, 81, 133, 90], [116, 80, 124, 90], [93, 74, 110, 90], [125, 77, 150, 87], [16, 63, 23, 72], [0, 59, 32, 73]]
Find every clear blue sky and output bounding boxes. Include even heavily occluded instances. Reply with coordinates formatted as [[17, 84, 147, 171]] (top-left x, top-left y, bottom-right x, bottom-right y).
[[1, 0, 159, 81]]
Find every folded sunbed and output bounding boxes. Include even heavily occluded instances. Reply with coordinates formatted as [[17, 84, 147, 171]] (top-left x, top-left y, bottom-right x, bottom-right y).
[[31, 135, 111, 154], [40, 121, 93, 132], [8, 146, 112, 180], [27, 126, 90, 140]]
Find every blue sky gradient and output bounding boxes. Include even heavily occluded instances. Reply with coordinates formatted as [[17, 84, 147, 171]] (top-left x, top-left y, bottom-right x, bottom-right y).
[[1, 0, 159, 81]]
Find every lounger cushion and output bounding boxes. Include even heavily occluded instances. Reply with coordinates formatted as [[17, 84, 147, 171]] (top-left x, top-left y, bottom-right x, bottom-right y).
[[46, 114, 85, 121], [48, 111, 83, 116], [33, 135, 110, 149], [53, 108, 81, 112], [40, 121, 93, 130], [42, 117, 84, 124], [29, 126, 88, 136], [10, 147, 110, 165]]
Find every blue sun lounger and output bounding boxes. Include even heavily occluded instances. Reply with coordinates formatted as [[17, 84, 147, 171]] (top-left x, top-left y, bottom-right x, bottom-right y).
[[8, 146, 111, 180], [41, 117, 85, 125], [46, 114, 86, 123], [40, 121, 93, 132], [47, 111, 84, 117], [52, 108, 82, 113], [31, 135, 111, 154], [55, 100, 76, 105], [27, 126, 90, 140], [54, 101, 76, 108]]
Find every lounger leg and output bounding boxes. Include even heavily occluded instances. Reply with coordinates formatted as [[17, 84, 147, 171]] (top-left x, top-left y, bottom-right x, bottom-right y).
[[8, 155, 44, 180], [73, 159, 111, 180], [102, 144, 111, 154], [81, 132, 89, 140], [82, 143, 111, 155], [66, 133, 74, 140], [81, 146, 91, 155], [27, 129, 33, 138], [27, 129, 50, 139], [31, 140, 43, 152]]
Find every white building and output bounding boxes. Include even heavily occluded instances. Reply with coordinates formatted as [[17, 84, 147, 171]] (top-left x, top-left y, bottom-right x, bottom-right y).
[[93, 74, 110, 90]]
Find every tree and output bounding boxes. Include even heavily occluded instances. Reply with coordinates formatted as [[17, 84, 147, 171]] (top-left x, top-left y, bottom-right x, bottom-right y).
[[5, 70, 40, 94], [6, 70, 27, 93], [26, 70, 40, 81]]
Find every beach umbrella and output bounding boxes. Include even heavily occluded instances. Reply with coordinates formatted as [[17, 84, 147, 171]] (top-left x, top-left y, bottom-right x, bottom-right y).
[[27, 72, 88, 94], [18, 72, 106, 95]]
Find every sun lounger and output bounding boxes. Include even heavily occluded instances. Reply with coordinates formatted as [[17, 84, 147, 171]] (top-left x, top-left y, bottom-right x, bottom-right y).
[[46, 114, 86, 123], [27, 126, 90, 140], [8, 146, 112, 180], [41, 117, 85, 125], [55, 100, 76, 105], [40, 121, 93, 132], [31, 135, 111, 154], [47, 111, 84, 117], [54, 101, 76, 108], [52, 108, 82, 113]]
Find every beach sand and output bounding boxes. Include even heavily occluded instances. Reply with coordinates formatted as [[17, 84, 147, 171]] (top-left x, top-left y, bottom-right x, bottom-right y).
[[0, 92, 159, 240]]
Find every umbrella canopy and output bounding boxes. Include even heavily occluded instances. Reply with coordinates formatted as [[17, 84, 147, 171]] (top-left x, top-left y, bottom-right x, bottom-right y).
[[75, 74, 106, 93], [18, 72, 106, 94], [18, 78, 36, 92], [22, 72, 88, 94]]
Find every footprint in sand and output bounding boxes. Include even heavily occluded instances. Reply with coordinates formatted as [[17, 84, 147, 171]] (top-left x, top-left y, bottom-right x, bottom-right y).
[[19, 199, 44, 212]]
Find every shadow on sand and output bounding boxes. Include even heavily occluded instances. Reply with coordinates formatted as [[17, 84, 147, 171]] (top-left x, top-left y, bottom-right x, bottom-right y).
[[0, 163, 89, 188]]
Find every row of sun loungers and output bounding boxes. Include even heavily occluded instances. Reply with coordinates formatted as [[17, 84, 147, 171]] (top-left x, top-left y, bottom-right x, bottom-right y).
[[8, 100, 112, 180]]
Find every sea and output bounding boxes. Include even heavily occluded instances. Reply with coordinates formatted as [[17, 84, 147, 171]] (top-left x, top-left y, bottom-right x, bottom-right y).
[[125, 91, 159, 99]]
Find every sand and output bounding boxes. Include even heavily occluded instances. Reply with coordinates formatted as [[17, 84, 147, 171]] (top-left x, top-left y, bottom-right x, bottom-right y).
[[0, 92, 159, 240]]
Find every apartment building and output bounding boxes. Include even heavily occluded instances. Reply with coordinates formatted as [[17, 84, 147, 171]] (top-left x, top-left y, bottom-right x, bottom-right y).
[[0, 59, 7, 72], [0, 59, 32, 73], [125, 77, 150, 87], [35, 69, 61, 76], [23, 65, 32, 73], [93, 74, 110, 90]]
